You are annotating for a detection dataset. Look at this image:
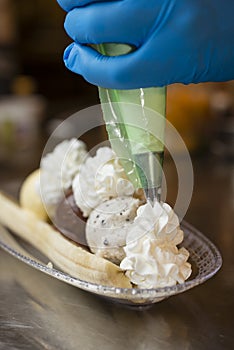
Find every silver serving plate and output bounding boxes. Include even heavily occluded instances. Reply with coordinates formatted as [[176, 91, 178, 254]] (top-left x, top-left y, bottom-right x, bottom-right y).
[[0, 221, 222, 308]]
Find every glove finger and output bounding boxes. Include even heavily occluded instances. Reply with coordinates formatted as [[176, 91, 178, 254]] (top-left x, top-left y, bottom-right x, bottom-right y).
[[64, 2, 152, 47], [57, 0, 77, 12], [57, 0, 118, 12], [63, 42, 165, 89]]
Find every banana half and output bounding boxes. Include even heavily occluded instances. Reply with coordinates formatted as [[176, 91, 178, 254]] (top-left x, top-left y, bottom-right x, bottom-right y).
[[0, 191, 131, 289]]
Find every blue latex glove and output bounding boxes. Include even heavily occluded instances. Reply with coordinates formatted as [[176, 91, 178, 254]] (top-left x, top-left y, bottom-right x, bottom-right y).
[[57, 0, 234, 89]]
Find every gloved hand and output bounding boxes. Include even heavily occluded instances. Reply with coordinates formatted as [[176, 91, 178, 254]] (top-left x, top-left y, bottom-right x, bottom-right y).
[[57, 0, 234, 89]]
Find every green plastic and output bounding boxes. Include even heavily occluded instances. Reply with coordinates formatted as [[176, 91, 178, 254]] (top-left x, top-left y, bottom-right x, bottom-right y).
[[97, 44, 166, 190]]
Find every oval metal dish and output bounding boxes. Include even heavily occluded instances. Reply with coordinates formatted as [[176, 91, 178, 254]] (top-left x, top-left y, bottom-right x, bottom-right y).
[[0, 221, 222, 307]]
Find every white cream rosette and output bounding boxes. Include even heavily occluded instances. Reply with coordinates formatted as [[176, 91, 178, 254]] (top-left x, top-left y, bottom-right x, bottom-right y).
[[40, 138, 88, 216], [120, 202, 192, 288], [72, 147, 134, 217]]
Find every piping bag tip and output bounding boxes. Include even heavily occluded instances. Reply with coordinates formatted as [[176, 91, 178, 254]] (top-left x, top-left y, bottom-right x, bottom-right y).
[[134, 150, 164, 205], [144, 187, 162, 206]]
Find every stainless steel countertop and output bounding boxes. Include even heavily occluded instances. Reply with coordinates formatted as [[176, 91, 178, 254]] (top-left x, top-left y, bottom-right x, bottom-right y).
[[0, 152, 233, 350]]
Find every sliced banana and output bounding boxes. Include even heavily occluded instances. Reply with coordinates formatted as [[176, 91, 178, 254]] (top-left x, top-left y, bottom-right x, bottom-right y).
[[0, 191, 131, 288]]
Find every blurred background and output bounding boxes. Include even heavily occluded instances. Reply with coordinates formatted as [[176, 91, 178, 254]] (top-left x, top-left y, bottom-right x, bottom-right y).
[[0, 3, 233, 346], [0, 0, 233, 226]]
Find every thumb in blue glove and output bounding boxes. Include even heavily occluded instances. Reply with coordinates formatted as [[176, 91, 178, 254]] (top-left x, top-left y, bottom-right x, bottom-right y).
[[57, 0, 234, 89]]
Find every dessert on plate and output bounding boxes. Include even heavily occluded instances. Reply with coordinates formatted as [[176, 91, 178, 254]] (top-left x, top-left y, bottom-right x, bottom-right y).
[[0, 138, 192, 289]]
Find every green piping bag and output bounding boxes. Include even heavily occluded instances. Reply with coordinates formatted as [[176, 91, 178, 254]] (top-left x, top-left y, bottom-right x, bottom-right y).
[[97, 44, 166, 204]]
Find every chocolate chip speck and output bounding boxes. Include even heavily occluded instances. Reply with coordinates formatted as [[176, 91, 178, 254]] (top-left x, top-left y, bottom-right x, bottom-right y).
[[101, 220, 106, 225], [103, 238, 109, 246], [96, 215, 100, 218]]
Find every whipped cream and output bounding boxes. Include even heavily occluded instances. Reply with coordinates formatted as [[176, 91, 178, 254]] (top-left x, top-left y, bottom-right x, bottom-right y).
[[72, 147, 134, 217], [120, 202, 192, 288], [40, 138, 88, 216]]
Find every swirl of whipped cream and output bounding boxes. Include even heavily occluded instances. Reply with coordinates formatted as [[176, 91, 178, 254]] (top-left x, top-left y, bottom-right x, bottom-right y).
[[40, 138, 88, 216], [120, 202, 192, 288], [72, 147, 134, 217]]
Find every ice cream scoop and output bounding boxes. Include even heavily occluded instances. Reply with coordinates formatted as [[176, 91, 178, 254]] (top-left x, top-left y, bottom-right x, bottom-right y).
[[86, 196, 140, 265], [19, 169, 48, 222]]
